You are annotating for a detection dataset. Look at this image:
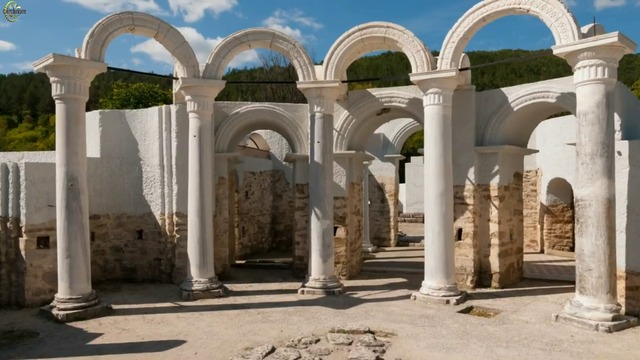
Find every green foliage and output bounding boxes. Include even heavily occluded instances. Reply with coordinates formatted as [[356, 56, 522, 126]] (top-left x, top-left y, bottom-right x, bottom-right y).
[[631, 79, 640, 99], [398, 131, 424, 183], [0, 114, 55, 151], [99, 81, 172, 110]]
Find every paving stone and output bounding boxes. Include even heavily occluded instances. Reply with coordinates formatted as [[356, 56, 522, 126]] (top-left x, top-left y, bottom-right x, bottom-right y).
[[326, 332, 354, 345], [285, 335, 320, 349], [307, 347, 332, 356], [356, 334, 386, 348], [267, 348, 301, 360], [347, 347, 381, 360], [329, 325, 371, 334], [231, 344, 275, 360]]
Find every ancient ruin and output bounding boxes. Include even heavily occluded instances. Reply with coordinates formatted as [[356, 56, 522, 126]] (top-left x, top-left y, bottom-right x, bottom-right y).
[[1, 0, 639, 335]]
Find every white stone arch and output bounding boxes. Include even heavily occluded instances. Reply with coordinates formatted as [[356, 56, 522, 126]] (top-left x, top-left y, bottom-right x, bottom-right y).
[[215, 104, 307, 154], [323, 22, 435, 81], [335, 90, 423, 151], [483, 87, 576, 146], [203, 28, 316, 81], [438, 0, 582, 70], [80, 11, 199, 78], [388, 118, 423, 154]]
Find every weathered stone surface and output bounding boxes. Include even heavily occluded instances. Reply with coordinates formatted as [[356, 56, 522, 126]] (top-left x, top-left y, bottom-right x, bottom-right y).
[[369, 175, 399, 247], [356, 334, 385, 348], [454, 184, 479, 289], [617, 269, 640, 316], [523, 170, 542, 252], [306, 347, 332, 356], [327, 332, 354, 345], [329, 325, 371, 334], [285, 335, 320, 349], [543, 200, 574, 253], [333, 181, 364, 280], [292, 184, 309, 276], [232, 344, 275, 360], [267, 348, 301, 360], [347, 347, 381, 360], [0, 215, 23, 307]]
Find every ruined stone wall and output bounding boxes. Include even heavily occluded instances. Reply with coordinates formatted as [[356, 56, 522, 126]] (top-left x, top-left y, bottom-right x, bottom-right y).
[[453, 185, 479, 289], [523, 170, 542, 252], [543, 201, 574, 253], [333, 182, 364, 280], [292, 184, 309, 276], [0, 162, 24, 307], [476, 173, 524, 288], [214, 174, 232, 275], [235, 170, 294, 259], [618, 269, 640, 316], [368, 175, 398, 247]]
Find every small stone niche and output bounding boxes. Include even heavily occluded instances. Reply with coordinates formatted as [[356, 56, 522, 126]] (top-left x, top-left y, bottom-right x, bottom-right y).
[[457, 305, 501, 318], [136, 229, 144, 240], [36, 236, 50, 250]]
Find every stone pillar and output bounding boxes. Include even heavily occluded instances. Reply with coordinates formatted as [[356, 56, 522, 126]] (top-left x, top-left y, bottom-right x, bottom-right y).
[[33, 54, 108, 322], [284, 154, 310, 277], [177, 78, 227, 300], [214, 153, 240, 275], [553, 33, 638, 331], [410, 71, 466, 305], [475, 146, 536, 288], [362, 161, 377, 253], [297, 81, 344, 295]]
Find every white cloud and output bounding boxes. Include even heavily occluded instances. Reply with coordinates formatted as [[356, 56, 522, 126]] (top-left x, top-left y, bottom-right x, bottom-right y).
[[594, 0, 626, 10], [62, 0, 164, 13], [130, 26, 259, 70], [131, 58, 143, 66], [14, 61, 35, 72], [168, 0, 237, 23], [563, 0, 577, 6], [0, 40, 16, 52], [262, 9, 322, 44]]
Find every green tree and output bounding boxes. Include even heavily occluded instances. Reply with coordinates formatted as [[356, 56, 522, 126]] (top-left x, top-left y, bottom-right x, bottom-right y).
[[631, 79, 640, 99], [99, 81, 172, 110], [398, 131, 424, 183]]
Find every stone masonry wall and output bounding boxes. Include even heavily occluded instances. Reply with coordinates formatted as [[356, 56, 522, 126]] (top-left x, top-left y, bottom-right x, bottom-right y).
[[369, 175, 398, 247], [235, 170, 294, 259], [292, 184, 309, 276], [543, 200, 574, 252], [333, 182, 364, 280], [476, 173, 524, 288], [214, 175, 232, 275], [523, 170, 542, 252], [618, 269, 640, 316], [0, 217, 24, 307], [454, 185, 479, 289]]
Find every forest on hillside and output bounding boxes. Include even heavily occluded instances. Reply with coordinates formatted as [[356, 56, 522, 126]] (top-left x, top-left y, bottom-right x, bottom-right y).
[[0, 50, 639, 153]]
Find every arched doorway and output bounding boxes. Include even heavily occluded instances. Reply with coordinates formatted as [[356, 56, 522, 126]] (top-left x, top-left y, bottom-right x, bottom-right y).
[[543, 178, 575, 254]]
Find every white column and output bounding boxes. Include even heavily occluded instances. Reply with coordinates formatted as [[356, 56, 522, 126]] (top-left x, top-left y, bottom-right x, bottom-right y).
[[554, 34, 637, 330], [410, 71, 467, 305], [297, 81, 344, 295], [362, 161, 377, 253], [33, 54, 108, 322], [178, 78, 227, 300]]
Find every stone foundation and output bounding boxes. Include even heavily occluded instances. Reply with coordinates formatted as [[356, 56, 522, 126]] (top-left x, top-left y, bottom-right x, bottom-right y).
[[292, 184, 309, 276], [333, 182, 364, 279], [454, 185, 479, 289], [618, 269, 640, 316], [523, 170, 542, 252], [369, 175, 398, 247], [476, 173, 524, 288], [543, 201, 575, 253]]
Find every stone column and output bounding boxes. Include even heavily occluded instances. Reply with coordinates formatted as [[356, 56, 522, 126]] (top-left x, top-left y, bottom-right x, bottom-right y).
[[177, 78, 227, 300], [297, 81, 344, 295], [284, 154, 310, 277], [362, 161, 377, 253], [33, 54, 108, 322], [553, 33, 637, 331], [410, 71, 466, 305]]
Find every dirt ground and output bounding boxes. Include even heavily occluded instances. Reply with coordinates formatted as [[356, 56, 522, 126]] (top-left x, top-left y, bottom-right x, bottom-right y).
[[1, 225, 637, 359]]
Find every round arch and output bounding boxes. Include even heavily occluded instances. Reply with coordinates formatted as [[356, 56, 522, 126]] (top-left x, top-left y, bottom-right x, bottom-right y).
[[483, 87, 576, 147], [203, 28, 316, 81], [81, 11, 200, 78], [438, 0, 581, 70], [215, 104, 307, 154], [388, 118, 423, 154], [335, 90, 423, 151], [323, 22, 435, 81]]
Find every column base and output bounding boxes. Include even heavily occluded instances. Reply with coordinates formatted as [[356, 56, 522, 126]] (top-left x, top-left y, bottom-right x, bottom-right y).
[[39, 290, 112, 323], [363, 245, 378, 254], [552, 312, 638, 333], [411, 291, 468, 305], [298, 276, 344, 296], [180, 277, 227, 301]]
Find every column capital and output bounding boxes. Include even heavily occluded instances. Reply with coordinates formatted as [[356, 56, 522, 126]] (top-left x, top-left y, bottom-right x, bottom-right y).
[[177, 78, 226, 115], [297, 80, 345, 114], [410, 69, 459, 106], [33, 53, 106, 102], [553, 32, 637, 88]]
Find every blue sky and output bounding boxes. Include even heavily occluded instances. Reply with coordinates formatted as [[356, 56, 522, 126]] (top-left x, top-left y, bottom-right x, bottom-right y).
[[0, 0, 638, 74]]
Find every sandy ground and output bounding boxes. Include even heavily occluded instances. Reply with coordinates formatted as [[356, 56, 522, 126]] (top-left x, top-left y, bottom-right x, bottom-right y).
[[1, 224, 636, 360]]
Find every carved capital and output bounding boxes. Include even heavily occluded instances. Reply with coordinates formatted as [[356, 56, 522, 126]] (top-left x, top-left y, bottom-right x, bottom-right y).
[[177, 78, 226, 116], [297, 80, 344, 114], [410, 70, 458, 107], [33, 53, 106, 102]]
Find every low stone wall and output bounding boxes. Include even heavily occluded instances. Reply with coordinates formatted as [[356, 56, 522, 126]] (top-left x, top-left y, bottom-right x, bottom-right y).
[[235, 170, 294, 259], [0, 217, 25, 307], [523, 170, 542, 252], [369, 175, 398, 247], [454, 185, 479, 289], [618, 269, 640, 316], [292, 184, 309, 276], [476, 173, 524, 288], [543, 201, 574, 252], [333, 182, 364, 280]]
